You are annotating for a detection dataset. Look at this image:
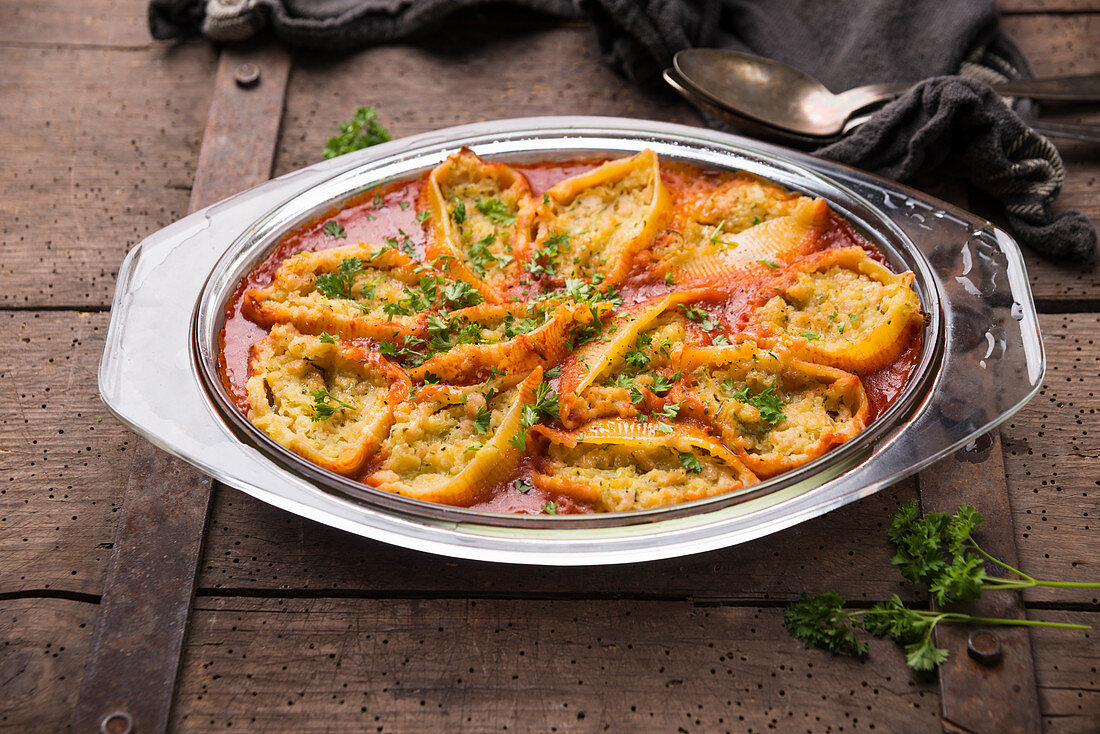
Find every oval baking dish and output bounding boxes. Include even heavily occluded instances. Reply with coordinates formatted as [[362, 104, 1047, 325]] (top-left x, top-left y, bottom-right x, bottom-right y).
[[99, 117, 1044, 564]]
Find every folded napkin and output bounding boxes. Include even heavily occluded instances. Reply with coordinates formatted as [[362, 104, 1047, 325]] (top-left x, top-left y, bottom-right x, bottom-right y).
[[149, 0, 1095, 261]]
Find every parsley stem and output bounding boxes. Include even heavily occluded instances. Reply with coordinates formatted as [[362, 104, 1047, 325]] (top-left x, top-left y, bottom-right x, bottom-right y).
[[940, 615, 1089, 631], [970, 542, 1100, 588], [851, 607, 1089, 630], [971, 543, 1037, 581]]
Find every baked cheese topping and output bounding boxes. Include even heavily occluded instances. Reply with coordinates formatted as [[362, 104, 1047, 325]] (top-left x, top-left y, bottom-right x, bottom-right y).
[[228, 148, 924, 514]]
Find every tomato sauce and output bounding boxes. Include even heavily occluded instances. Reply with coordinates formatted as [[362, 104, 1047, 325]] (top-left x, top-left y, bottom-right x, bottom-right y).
[[218, 158, 923, 514]]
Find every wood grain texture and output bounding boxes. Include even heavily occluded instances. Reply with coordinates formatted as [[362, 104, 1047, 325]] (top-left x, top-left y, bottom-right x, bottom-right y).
[[0, 0, 151, 47], [0, 43, 216, 310], [0, 598, 97, 733], [174, 596, 943, 733], [0, 311, 131, 596], [199, 479, 923, 602], [1004, 314, 1100, 607], [0, 15, 1094, 311], [271, 21, 702, 178], [1001, 1, 1100, 13], [1004, 12, 1100, 301], [1030, 610, 1100, 733]]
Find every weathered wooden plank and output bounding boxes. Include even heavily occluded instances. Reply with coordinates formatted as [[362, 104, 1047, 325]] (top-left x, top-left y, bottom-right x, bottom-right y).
[[1, 16, 1093, 311], [1001, 1, 1100, 14], [1003, 13, 1100, 300], [918, 437, 1042, 734], [70, 43, 292, 734], [200, 479, 923, 602], [0, 598, 97, 733], [1003, 313, 1100, 607], [0, 311, 131, 596], [1030, 610, 1100, 733], [0, 43, 216, 309], [271, 22, 702, 178], [0, 0, 151, 47], [174, 596, 942, 733]]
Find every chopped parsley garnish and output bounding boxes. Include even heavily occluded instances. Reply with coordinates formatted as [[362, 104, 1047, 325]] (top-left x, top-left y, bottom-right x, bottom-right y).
[[473, 407, 492, 435], [731, 384, 787, 426], [309, 388, 356, 422], [509, 383, 559, 451], [622, 333, 653, 371], [441, 279, 483, 309], [322, 106, 391, 159], [541, 500, 558, 515], [664, 273, 677, 286], [467, 233, 498, 275], [502, 306, 548, 339], [531, 383, 560, 422], [416, 210, 432, 224], [323, 220, 347, 238], [629, 386, 645, 405], [544, 365, 562, 380], [383, 301, 412, 318], [514, 480, 534, 494], [398, 201, 410, 210], [800, 331, 821, 341], [318, 331, 337, 344], [525, 231, 568, 278], [383, 230, 417, 257], [315, 257, 363, 299], [451, 202, 466, 224], [681, 305, 716, 331], [678, 452, 704, 474], [377, 334, 428, 366], [707, 219, 736, 248], [758, 258, 779, 269], [712, 334, 730, 346], [649, 371, 679, 394], [475, 198, 517, 227], [656, 402, 681, 421]]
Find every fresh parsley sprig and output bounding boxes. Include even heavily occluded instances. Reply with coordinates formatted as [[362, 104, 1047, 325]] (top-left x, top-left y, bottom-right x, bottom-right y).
[[784, 503, 1096, 671], [322, 106, 391, 159], [785, 592, 1087, 671], [889, 500, 1100, 605]]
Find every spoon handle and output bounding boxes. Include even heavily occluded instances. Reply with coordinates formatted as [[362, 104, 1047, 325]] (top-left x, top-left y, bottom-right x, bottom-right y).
[[843, 74, 1100, 105], [1027, 120, 1100, 143], [996, 74, 1100, 102]]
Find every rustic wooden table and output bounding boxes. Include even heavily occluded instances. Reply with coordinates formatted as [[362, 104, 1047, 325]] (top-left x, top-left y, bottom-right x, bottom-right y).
[[2, 1, 1097, 732]]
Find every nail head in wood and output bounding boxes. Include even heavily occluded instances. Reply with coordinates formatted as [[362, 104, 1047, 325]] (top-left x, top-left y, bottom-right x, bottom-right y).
[[967, 630, 1003, 666], [100, 711, 133, 734], [234, 62, 261, 88]]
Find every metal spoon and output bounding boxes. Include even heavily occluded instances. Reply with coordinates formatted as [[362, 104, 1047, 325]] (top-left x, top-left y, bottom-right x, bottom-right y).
[[672, 48, 1100, 139]]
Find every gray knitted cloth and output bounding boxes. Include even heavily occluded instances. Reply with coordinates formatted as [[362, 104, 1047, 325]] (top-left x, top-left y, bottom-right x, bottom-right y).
[[148, 0, 1095, 261]]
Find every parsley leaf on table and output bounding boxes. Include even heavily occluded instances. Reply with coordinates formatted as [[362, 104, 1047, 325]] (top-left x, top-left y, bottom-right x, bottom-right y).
[[322, 106, 391, 159]]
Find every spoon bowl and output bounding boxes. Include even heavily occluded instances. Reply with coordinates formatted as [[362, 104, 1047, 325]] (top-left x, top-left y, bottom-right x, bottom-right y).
[[673, 49, 900, 138]]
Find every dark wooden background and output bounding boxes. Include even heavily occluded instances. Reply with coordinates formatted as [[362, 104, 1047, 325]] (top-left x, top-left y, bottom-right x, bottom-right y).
[[1, 0, 1097, 731]]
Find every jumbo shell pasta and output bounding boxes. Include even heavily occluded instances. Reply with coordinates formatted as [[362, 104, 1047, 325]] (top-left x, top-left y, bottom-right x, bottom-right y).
[[221, 148, 924, 515]]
